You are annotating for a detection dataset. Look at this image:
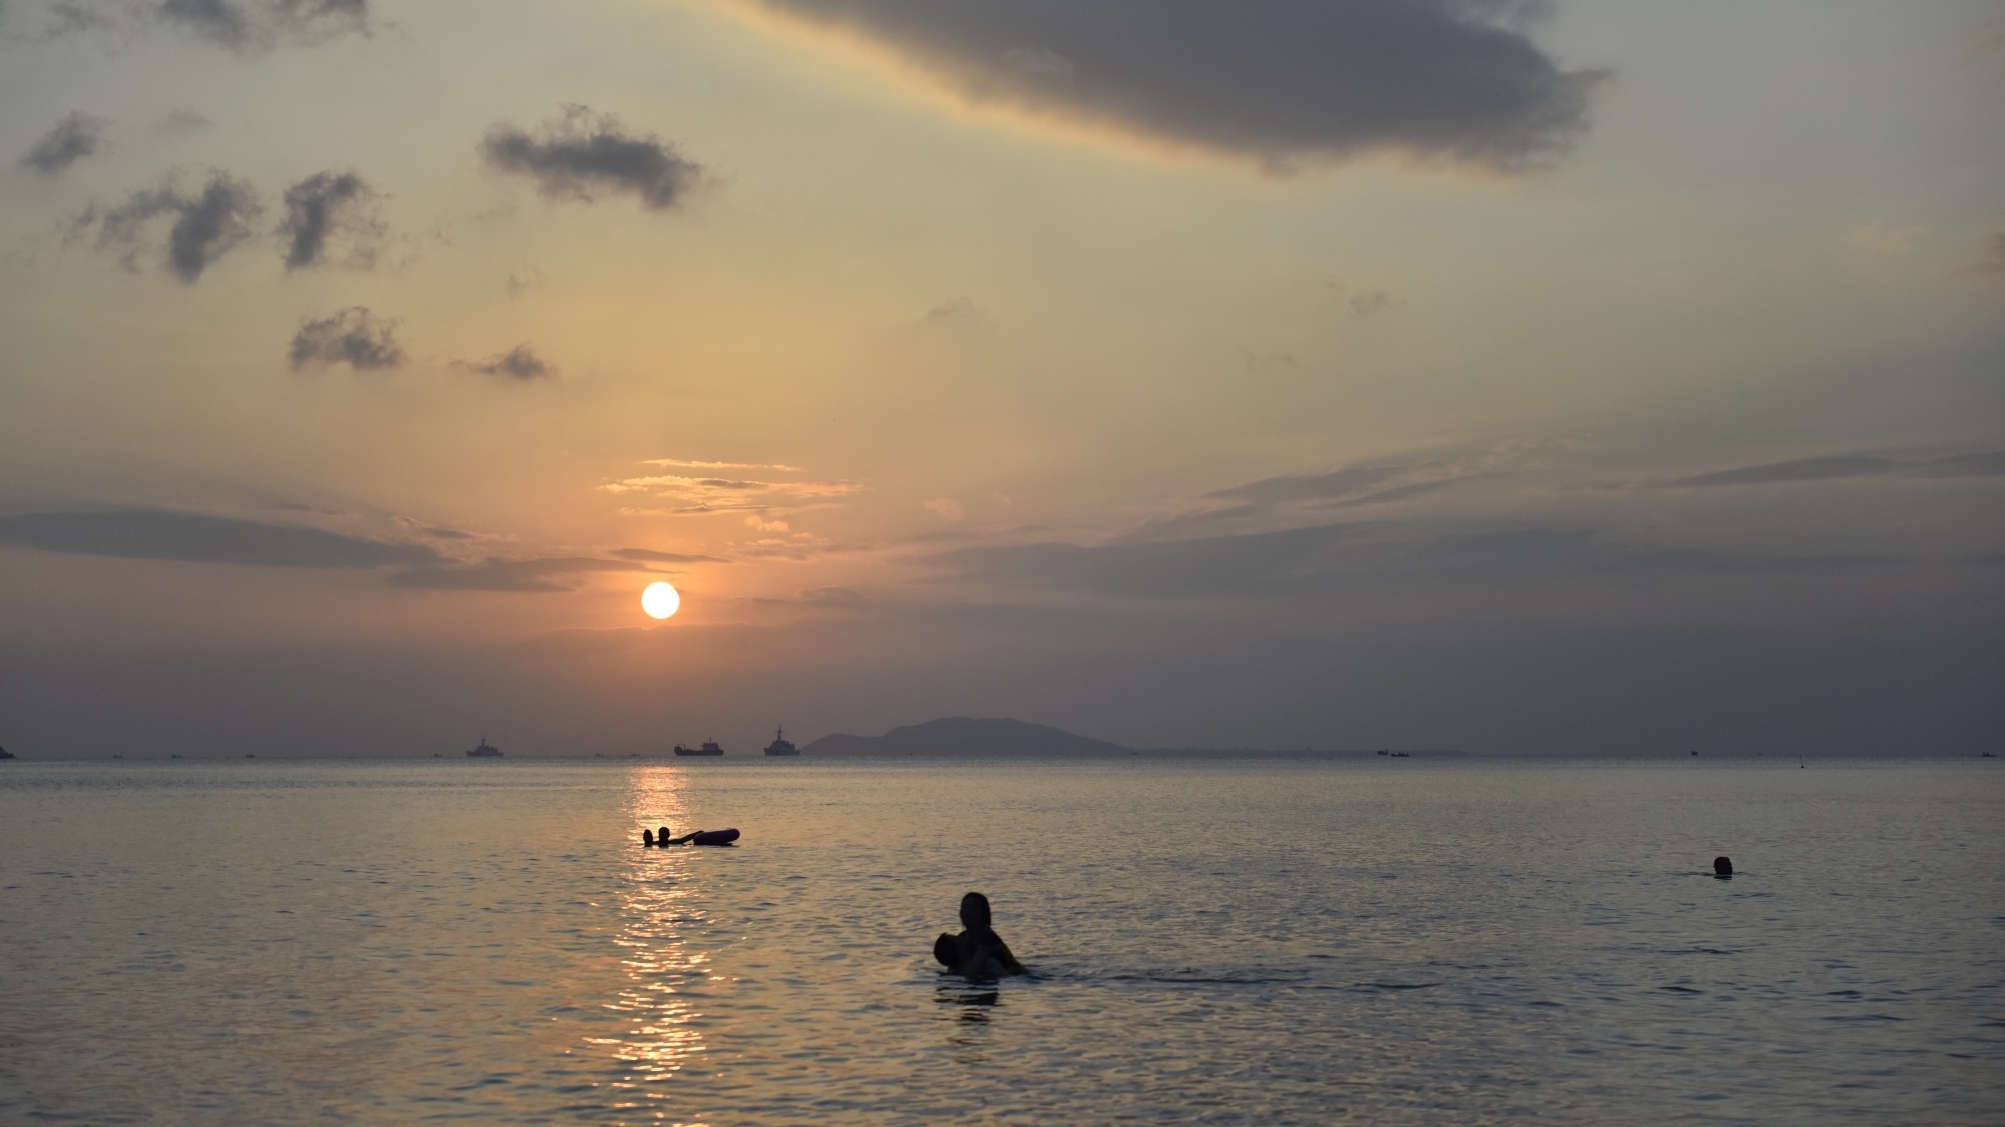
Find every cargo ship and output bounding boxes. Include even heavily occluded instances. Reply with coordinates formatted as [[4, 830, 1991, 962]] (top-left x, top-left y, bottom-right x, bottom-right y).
[[674, 740, 725, 757]]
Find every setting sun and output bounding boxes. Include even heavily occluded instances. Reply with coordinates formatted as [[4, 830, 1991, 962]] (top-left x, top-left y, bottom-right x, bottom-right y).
[[641, 581, 680, 620]]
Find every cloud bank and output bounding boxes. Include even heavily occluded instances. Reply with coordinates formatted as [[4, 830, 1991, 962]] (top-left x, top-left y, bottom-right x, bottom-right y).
[[22, 111, 109, 174], [288, 306, 404, 370], [0, 508, 437, 568], [735, 0, 1600, 170], [481, 106, 703, 210], [71, 171, 263, 282]]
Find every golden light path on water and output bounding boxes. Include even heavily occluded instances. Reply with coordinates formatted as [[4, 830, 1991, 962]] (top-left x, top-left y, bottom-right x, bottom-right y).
[[588, 768, 710, 1123]]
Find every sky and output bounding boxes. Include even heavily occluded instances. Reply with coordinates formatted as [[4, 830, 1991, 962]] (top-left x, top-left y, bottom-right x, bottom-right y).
[[0, 0, 2000, 758]]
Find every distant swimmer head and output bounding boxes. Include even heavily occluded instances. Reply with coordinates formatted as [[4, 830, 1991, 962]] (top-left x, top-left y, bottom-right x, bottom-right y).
[[1713, 856, 1733, 877], [643, 828, 655, 847], [959, 892, 992, 930]]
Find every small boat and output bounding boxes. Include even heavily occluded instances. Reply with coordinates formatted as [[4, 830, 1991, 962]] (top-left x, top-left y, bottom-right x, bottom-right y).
[[466, 737, 502, 758], [674, 740, 725, 757], [763, 726, 799, 757]]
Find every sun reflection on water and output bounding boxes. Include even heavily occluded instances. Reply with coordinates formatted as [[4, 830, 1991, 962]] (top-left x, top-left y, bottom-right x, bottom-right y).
[[585, 767, 713, 1123]]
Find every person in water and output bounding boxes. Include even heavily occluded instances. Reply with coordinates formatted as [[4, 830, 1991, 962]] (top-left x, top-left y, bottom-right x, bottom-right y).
[[1713, 856, 1734, 878], [643, 826, 700, 846], [933, 892, 1026, 979]]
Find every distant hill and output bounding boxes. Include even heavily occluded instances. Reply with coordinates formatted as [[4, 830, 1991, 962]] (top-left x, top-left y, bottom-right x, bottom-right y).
[[801, 717, 1131, 757]]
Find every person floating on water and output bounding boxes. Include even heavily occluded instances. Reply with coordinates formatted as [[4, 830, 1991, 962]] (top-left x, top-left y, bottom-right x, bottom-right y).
[[933, 892, 1026, 979], [641, 825, 739, 846]]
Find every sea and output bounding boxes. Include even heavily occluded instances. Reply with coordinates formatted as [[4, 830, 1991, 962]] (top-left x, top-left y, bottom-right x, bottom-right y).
[[2, 756, 2000, 1126]]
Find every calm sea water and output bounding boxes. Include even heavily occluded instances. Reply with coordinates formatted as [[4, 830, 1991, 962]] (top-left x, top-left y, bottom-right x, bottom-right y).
[[2, 757, 2000, 1125]]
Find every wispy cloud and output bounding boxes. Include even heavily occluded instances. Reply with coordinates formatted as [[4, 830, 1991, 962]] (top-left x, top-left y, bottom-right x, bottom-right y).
[[729, 0, 1601, 172], [387, 555, 653, 593], [0, 508, 437, 568], [70, 170, 263, 282], [601, 464, 860, 514], [610, 547, 728, 564], [288, 306, 404, 371], [1661, 448, 2005, 488], [157, 0, 370, 53], [481, 105, 703, 210], [21, 111, 108, 174], [642, 457, 803, 472]]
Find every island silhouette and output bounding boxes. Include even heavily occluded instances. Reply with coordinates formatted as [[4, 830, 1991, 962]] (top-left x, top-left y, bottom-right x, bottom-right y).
[[797, 717, 1458, 758]]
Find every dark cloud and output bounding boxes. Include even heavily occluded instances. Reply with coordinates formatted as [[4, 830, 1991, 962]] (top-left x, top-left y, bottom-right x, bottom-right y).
[[276, 170, 385, 270], [480, 105, 703, 210], [738, 0, 1601, 171], [157, 0, 368, 52], [71, 170, 262, 282], [611, 547, 729, 564], [926, 522, 1886, 601], [22, 111, 108, 174], [288, 306, 404, 371], [0, 508, 438, 568], [387, 556, 651, 593], [458, 342, 554, 381], [1664, 449, 2005, 488]]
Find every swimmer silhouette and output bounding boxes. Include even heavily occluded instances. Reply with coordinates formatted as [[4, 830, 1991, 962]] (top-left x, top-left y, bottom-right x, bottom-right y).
[[642, 828, 655, 847], [1713, 856, 1734, 878], [933, 892, 1026, 980]]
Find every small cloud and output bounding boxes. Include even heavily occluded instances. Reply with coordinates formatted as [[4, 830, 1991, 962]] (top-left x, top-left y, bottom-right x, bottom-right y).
[[800, 585, 865, 606], [481, 105, 702, 211], [70, 170, 263, 282], [745, 514, 790, 532], [1242, 350, 1298, 376], [288, 306, 404, 371], [456, 342, 553, 381], [1959, 230, 2005, 284], [276, 169, 387, 270], [1846, 221, 1928, 259], [157, 108, 211, 132], [22, 111, 109, 175], [923, 497, 965, 521], [1349, 290, 1403, 317], [503, 267, 543, 298], [918, 296, 980, 330]]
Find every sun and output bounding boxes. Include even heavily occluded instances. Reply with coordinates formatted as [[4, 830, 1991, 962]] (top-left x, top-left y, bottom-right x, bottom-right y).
[[640, 581, 680, 620]]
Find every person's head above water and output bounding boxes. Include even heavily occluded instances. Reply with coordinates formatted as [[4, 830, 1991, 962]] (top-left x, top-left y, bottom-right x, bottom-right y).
[[1713, 856, 1733, 877], [959, 892, 992, 930]]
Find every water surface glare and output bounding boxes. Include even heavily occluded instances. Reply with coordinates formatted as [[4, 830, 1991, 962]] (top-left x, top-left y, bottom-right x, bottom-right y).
[[3, 758, 2000, 1125]]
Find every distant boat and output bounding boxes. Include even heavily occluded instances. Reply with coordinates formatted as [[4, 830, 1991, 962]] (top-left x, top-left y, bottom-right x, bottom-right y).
[[763, 726, 799, 757], [467, 737, 503, 758], [674, 740, 725, 757]]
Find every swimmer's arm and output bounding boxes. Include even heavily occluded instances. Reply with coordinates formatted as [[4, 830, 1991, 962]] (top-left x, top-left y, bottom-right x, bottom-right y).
[[664, 831, 699, 845], [994, 938, 1026, 976]]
